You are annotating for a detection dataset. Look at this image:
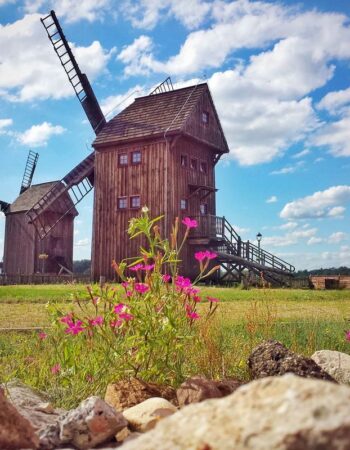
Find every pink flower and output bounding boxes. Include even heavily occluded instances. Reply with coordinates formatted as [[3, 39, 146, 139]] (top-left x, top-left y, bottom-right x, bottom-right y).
[[182, 217, 198, 229], [121, 281, 129, 288], [162, 274, 171, 283], [65, 320, 84, 335], [187, 311, 200, 320], [89, 316, 104, 326], [126, 290, 133, 297], [92, 297, 100, 306], [143, 264, 155, 271], [346, 330, 350, 341], [194, 251, 207, 261], [60, 313, 73, 325], [193, 295, 201, 303], [38, 331, 47, 340], [184, 286, 200, 296], [135, 283, 149, 294], [207, 296, 219, 303], [114, 303, 126, 314], [119, 312, 134, 321], [130, 263, 144, 271], [110, 319, 123, 328], [175, 276, 192, 290], [51, 363, 61, 374], [204, 250, 217, 260]]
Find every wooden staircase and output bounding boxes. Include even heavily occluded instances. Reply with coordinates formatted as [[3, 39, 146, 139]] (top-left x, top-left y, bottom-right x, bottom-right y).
[[189, 215, 295, 286]]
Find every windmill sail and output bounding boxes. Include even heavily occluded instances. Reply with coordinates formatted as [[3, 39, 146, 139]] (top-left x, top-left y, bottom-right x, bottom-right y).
[[41, 10, 106, 135], [0, 201, 10, 213], [20, 150, 39, 194]]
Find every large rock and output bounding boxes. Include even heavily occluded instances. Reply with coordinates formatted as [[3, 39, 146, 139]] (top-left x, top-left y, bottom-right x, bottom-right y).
[[59, 396, 127, 449], [0, 387, 39, 449], [123, 397, 177, 432], [105, 378, 176, 411], [312, 350, 350, 384], [122, 374, 350, 450], [248, 340, 336, 381]]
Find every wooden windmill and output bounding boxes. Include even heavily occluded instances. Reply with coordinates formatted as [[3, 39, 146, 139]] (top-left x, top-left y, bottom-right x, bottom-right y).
[[29, 10, 295, 285], [1, 150, 77, 275]]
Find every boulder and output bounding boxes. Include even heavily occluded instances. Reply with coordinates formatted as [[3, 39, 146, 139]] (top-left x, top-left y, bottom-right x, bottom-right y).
[[0, 387, 39, 449], [176, 376, 241, 407], [59, 396, 127, 449], [248, 340, 336, 381], [122, 397, 177, 432], [105, 377, 176, 411], [121, 374, 350, 450], [312, 350, 350, 384]]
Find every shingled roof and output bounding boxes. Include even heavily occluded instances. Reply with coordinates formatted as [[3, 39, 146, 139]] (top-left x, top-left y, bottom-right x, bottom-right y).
[[93, 83, 228, 151]]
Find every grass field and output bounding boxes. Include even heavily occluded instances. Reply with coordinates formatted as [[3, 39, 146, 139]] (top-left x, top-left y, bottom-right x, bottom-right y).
[[1, 284, 350, 407]]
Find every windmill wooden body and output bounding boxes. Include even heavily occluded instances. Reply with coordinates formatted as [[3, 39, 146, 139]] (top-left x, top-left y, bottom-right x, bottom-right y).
[[26, 10, 296, 285]]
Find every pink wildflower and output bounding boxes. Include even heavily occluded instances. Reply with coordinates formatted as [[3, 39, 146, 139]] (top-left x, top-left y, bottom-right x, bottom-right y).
[[130, 263, 144, 271], [143, 264, 155, 271], [65, 320, 84, 335], [182, 217, 198, 229], [38, 331, 47, 340], [175, 276, 192, 290], [162, 274, 171, 283], [119, 312, 134, 321], [187, 311, 200, 320], [207, 296, 219, 303], [135, 283, 149, 294], [194, 251, 207, 261], [51, 363, 61, 374], [121, 281, 129, 288], [90, 316, 104, 326], [193, 295, 201, 303], [110, 319, 123, 328], [346, 330, 350, 341], [126, 290, 133, 297], [114, 303, 126, 314], [184, 286, 200, 296], [204, 250, 217, 260], [60, 313, 73, 325]]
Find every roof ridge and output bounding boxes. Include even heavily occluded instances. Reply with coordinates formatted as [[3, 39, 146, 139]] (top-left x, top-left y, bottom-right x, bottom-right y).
[[135, 82, 208, 100]]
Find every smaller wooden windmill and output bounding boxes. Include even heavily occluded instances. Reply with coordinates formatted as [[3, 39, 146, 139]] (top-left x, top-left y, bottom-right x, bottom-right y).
[[1, 151, 77, 275]]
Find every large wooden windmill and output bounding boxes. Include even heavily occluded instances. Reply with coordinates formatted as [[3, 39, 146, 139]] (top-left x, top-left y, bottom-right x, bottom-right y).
[[1, 151, 77, 275], [29, 11, 295, 285]]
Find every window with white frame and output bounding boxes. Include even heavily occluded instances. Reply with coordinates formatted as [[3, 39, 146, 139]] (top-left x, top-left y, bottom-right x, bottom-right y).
[[119, 153, 128, 166], [180, 199, 187, 210], [202, 111, 209, 124], [132, 150, 141, 164], [130, 195, 141, 209], [118, 197, 128, 209]]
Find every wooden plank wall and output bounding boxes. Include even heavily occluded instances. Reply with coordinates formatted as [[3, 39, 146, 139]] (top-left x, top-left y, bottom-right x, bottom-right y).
[[310, 276, 350, 289]]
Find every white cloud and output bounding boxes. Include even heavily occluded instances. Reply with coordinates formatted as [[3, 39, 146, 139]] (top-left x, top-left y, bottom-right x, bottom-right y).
[[118, 36, 154, 76], [328, 231, 348, 244], [280, 222, 298, 230], [292, 149, 310, 159], [270, 166, 296, 175], [0, 118, 13, 135], [280, 186, 350, 219], [276, 246, 350, 270], [266, 195, 277, 203], [0, 14, 112, 102], [307, 237, 323, 246], [232, 224, 250, 235], [74, 238, 90, 247], [262, 227, 317, 248], [120, 0, 211, 30], [24, 0, 111, 23], [101, 85, 146, 118], [17, 122, 65, 147], [317, 87, 350, 115], [312, 112, 350, 158]]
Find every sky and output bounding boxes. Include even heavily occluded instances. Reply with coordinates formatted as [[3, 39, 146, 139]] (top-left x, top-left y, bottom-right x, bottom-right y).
[[0, 0, 350, 271]]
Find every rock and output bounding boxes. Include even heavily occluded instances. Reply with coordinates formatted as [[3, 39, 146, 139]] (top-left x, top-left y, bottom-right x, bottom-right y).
[[248, 339, 336, 382], [59, 396, 128, 449], [122, 397, 177, 432], [4, 380, 66, 449], [105, 377, 176, 411], [176, 376, 241, 407], [121, 374, 350, 450], [312, 350, 350, 384], [0, 387, 39, 449]]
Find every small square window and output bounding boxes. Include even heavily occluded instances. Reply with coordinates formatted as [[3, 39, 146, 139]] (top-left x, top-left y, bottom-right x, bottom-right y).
[[202, 111, 209, 124], [118, 197, 128, 209], [190, 159, 197, 170], [181, 154, 188, 167], [132, 151, 141, 164], [200, 204, 208, 215], [130, 195, 141, 209], [180, 199, 187, 210], [119, 153, 128, 166], [200, 161, 207, 174]]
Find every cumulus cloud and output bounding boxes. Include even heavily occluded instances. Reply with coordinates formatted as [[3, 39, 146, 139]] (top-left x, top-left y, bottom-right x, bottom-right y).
[[74, 238, 90, 247], [317, 87, 350, 115], [307, 237, 323, 246], [118, 36, 154, 76], [280, 222, 298, 230], [280, 186, 350, 220], [266, 196, 277, 203], [101, 85, 146, 118], [17, 122, 65, 147], [328, 231, 348, 244], [262, 226, 318, 248], [0, 14, 112, 102], [312, 112, 350, 158], [292, 149, 310, 159], [0, 118, 13, 135]]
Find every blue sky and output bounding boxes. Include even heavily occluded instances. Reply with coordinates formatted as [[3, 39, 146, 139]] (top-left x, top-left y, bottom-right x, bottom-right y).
[[0, 0, 350, 270]]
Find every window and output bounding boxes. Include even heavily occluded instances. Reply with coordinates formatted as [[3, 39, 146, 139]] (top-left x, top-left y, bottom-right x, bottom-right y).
[[118, 197, 128, 210], [202, 111, 209, 124], [130, 195, 141, 209], [132, 150, 141, 164], [200, 204, 208, 215], [180, 199, 187, 210], [119, 153, 128, 166], [181, 154, 188, 167], [200, 161, 207, 174], [190, 159, 197, 170]]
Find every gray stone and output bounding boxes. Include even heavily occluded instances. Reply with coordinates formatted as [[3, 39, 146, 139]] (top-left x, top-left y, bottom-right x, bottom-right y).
[[59, 396, 128, 449], [121, 374, 350, 450], [248, 340, 336, 381], [123, 397, 177, 432], [312, 350, 350, 384]]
